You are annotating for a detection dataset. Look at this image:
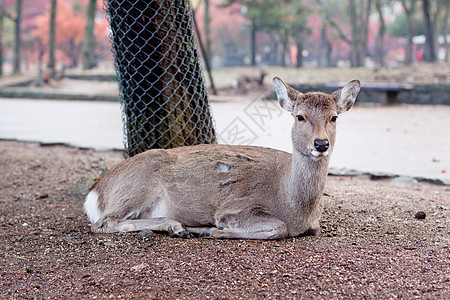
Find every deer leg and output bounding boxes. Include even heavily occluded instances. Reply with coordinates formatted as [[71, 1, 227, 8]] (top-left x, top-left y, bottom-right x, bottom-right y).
[[187, 222, 287, 240], [187, 207, 288, 240], [92, 216, 191, 238]]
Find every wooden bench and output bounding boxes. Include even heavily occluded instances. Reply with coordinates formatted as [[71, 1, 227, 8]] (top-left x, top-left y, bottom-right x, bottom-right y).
[[325, 82, 414, 105]]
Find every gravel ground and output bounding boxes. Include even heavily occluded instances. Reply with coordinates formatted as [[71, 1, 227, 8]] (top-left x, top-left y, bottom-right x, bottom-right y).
[[1, 140, 449, 299]]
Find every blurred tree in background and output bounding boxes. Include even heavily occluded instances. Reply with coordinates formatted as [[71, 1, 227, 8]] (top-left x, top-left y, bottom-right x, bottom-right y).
[[81, 0, 97, 70], [0, 0, 110, 76], [0, 0, 449, 75], [47, 0, 56, 77]]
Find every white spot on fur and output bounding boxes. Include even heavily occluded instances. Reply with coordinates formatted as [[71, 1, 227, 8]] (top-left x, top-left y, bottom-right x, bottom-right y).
[[311, 149, 329, 161], [216, 162, 230, 173], [84, 190, 101, 224], [237, 154, 251, 162], [150, 200, 171, 218]]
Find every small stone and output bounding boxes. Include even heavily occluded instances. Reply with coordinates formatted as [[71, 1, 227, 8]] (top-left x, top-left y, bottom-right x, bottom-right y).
[[63, 236, 77, 244], [415, 211, 426, 219], [131, 263, 149, 272], [36, 193, 49, 200]]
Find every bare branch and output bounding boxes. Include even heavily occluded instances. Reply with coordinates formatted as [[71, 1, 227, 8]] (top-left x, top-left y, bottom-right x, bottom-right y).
[[328, 18, 351, 45]]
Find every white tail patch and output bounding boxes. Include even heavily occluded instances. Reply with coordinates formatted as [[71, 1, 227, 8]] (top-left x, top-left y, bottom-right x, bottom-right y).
[[84, 190, 101, 224]]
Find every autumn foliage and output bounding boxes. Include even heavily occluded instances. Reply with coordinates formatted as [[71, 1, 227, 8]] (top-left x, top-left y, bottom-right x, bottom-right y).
[[30, 0, 109, 67], [1, 0, 110, 69]]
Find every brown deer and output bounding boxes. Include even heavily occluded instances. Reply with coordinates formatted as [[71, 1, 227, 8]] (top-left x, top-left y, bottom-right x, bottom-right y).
[[231, 70, 268, 89], [84, 77, 360, 239]]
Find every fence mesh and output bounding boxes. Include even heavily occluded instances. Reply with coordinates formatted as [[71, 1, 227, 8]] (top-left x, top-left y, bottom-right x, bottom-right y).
[[106, 0, 216, 158]]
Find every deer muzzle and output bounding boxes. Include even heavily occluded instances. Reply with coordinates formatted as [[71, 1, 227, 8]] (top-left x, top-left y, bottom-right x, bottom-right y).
[[314, 139, 329, 153]]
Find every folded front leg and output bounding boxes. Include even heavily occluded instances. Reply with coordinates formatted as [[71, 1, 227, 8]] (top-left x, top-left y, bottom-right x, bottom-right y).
[[187, 205, 289, 240], [92, 216, 191, 237]]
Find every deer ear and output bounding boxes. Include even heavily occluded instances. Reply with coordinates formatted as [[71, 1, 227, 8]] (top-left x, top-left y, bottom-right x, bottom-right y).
[[332, 80, 361, 114], [273, 77, 301, 113]]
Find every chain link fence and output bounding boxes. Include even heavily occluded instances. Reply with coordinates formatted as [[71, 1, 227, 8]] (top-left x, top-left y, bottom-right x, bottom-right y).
[[106, 0, 216, 158]]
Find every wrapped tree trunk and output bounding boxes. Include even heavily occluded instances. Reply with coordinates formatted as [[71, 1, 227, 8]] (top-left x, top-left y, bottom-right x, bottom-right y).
[[106, 0, 216, 157]]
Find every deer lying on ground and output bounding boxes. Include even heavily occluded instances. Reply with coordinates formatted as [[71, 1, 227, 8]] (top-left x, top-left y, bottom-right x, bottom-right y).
[[84, 77, 360, 239], [231, 70, 268, 89]]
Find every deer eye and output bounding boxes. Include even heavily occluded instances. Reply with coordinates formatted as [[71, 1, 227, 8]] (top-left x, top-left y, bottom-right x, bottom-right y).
[[297, 115, 306, 122], [330, 116, 338, 122]]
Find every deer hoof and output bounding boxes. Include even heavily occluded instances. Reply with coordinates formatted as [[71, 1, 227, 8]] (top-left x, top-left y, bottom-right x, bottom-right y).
[[199, 227, 212, 238], [304, 227, 320, 236], [176, 230, 193, 239]]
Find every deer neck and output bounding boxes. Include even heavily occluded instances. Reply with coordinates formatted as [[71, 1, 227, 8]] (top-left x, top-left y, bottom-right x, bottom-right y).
[[284, 150, 330, 206]]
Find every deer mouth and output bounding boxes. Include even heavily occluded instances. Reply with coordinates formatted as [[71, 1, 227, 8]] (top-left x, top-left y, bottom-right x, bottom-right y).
[[310, 149, 329, 161]]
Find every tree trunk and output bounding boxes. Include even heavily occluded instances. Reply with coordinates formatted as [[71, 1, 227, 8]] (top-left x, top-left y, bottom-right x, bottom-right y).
[[441, 1, 449, 63], [48, 0, 57, 76], [13, 0, 22, 74], [349, 0, 358, 67], [107, 0, 216, 157], [349, 0, 372, 67], [270, 36, 279, 65], [401, 0, 416, 65], [82, 0, 97, 70], [361, 0, 372, 66], [375, 0, 385, 67], [423, 0, 437, 61], [204, 0, 211, 59], [349, 0, 369, 67], [281, 29, 289, 67], [192, 9, 217, 95], [318, 27, 326, 68], [250, 18, 257, 66], [296, 34, 303, 68], [0, 14, 3, 76], [69, 38, 79, 67]]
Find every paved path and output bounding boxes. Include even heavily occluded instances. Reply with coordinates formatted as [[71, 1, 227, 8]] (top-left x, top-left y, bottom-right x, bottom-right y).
[[0, 98, 123, 150], [1, 97, 449, 184]]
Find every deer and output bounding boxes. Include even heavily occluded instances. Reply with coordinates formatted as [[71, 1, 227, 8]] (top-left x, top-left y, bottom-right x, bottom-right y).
[[84, 77, 360, 239], [231, 70, 268, 89]]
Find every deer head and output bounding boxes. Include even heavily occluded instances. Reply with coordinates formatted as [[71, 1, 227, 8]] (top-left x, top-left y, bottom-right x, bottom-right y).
[[273, 77, 361, 161]]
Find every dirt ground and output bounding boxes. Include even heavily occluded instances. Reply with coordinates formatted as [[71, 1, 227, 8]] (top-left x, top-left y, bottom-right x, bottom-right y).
[[0, 140, 448, 299]]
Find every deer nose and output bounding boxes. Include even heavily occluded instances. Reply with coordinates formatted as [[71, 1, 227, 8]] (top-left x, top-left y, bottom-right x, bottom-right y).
[[314, 139, 329, 153]]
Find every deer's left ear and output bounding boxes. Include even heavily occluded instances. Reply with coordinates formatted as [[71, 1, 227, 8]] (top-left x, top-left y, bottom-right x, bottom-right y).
[[332, 80, 361, 114]]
